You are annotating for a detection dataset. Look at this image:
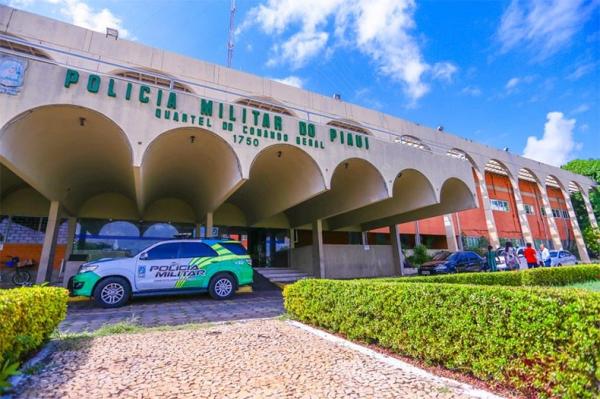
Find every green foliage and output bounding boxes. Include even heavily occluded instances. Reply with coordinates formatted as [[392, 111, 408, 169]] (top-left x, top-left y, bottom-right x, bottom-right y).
[[284, 279, 600, 398], [583, 226, 600, 257], [562, 159, 600, 182], [410, 244, 431, 266], [562, 159, 600, 226], [0, 287, 68, 391], [375, 264, 600, 287], [0, 360, 20, 393]]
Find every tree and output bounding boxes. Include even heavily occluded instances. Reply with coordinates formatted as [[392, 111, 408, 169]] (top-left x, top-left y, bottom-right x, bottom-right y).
[[562, 159, 600, 229], [562, 159, 600, 255]]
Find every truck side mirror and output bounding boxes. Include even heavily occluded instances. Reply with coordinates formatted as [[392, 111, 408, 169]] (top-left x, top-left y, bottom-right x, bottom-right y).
[[139, 252, 148, 260]]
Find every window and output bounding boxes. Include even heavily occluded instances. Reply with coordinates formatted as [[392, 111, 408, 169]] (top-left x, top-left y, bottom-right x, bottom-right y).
[[552, 209, 561, 218], [178, 242, 217, 258], [524, 204, 535, 215], [491, 199, 509, 212], [114, 71, 192, 93], [220, 242, 248, 256], [561, 210, 569, 219], [145, 243, 180, 260], [540, 207, 547, 216]]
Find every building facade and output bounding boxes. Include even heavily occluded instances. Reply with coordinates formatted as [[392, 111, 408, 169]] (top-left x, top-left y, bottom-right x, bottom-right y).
[[0, 6, 596, 283]]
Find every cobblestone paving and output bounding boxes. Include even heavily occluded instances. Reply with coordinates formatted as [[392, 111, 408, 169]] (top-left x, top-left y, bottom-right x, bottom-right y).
[[17, 320, 490, 399], [60, 290, 284, 333]]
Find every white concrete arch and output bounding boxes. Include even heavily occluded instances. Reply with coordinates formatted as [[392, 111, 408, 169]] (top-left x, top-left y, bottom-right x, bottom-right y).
[[0, 104, 135, 215], [447, 148, 480, 171], [285, 157, 389, 228], [139, 126, 245, 221], [228, 143, 328, 226], [518, 167, 543, 185], [109, 68, 195, 94], [326, 168, 438, 231]]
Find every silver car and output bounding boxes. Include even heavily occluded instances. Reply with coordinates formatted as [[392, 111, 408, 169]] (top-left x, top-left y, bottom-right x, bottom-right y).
[[548, 250, 578, 267]]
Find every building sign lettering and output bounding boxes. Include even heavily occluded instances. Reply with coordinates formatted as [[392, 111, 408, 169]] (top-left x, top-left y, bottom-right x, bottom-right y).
[[63, 68, 369, 152]]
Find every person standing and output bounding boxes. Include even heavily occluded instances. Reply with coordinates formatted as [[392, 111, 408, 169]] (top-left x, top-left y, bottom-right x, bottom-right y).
[[486, 245, 497, 272], [540, 244, 551, 267], [505, 241, 518, 271], [524, 243, 538, 269]]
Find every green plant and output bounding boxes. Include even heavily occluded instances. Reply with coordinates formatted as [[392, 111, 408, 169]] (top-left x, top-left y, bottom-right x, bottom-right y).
[[284, 279, 600, 398], [0, 360, 20, 393], [374, 264, 600, 287], [0, 286, 68, 392], [411, 244, 431, 267], [583, 226, 600, 257]]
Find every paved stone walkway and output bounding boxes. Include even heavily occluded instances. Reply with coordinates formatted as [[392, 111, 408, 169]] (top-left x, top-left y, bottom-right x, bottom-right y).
[[60, 271, 284, 333], [60, 290, 283, 333], [16, 319, 495, 399]]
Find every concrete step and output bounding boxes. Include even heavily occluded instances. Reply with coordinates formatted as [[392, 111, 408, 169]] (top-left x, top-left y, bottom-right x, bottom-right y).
[[253, 267, 310, 284]]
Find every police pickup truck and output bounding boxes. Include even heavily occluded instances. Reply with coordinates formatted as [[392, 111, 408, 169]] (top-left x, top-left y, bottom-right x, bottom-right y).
[[71, 239, 253, 308]]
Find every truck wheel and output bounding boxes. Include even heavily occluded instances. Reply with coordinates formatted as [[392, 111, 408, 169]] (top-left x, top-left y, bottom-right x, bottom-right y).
[[209, 273, 236, 300], [93, 277, 131, 308]]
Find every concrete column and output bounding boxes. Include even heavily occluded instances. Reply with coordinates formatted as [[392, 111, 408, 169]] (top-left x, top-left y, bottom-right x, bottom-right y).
[[562, 189, 590, 263], [414, 221, 421, 246], [509, 177, 534, 245], [582, 190, 598, 229], [64, 217, 77, 260], [389, 224, 404, 276], [36, 201, 61, 284], [288, 228, 295, 268], [538, 184, 562, 250], [194, 224, 201, 238], [475, 169, 500, 248], [443, 214, 458, 251], [361, 231, 368, 246], [205, 212, 214, 238], [312, 219, 325, 278]]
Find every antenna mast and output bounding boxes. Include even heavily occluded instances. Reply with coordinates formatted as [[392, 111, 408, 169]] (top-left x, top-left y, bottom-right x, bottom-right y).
[[227, 0, 236, 68]]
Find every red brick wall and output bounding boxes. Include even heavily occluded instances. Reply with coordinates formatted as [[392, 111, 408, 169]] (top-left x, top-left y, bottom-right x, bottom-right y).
[[485, 172, 522, 239]]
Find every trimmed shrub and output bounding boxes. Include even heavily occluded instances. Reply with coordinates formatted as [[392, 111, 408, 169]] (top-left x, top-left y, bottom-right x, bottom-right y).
[[284, 280, 600, 398], [0, 287, 68, 368], [376, 264, 600, 287]]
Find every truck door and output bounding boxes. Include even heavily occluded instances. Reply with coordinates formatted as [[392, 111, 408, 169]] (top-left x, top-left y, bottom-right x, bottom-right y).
[[135, 242, 181, 291]]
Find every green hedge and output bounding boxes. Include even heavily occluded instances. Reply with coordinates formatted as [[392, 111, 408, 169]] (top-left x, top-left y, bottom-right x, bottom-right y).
[[284, 280, 600, 398], [375, 264, 600, 287], [0, 287, 68, 367]]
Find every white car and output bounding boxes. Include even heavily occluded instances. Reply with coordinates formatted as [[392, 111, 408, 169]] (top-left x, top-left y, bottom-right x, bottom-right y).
[[548, 250, 578, 267]]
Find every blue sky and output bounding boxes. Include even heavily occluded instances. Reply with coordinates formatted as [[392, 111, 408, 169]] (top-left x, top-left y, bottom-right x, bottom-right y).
[[4, 0, 599, 166]]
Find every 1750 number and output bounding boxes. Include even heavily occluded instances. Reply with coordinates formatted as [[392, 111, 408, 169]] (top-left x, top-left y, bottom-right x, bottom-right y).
[[233, 135, 259, 147]]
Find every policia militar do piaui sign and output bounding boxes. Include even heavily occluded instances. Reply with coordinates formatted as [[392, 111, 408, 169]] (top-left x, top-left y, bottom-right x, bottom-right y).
[[63, 69, 370, 152]]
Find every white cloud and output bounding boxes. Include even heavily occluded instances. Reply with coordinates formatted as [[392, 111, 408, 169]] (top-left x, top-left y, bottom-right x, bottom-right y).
[[522, 112, 580, 166], [571, 103, 590, 115], [567, 62, 597, 80], [431, 62, 458, 83], [271, 75, 304, 88], [497, 0, 598, 60], [241, 0, 452, 102], [505, 75, 534, 92], [461, 86, 482, 96], [9, 0, 131, 38], [505, 77, 521, 90]]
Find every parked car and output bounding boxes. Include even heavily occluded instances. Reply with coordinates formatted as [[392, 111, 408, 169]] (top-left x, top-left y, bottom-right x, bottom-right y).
[[70, 239, 253, 308], [418, 251, 485, 275], [548, 250, 578, 267]]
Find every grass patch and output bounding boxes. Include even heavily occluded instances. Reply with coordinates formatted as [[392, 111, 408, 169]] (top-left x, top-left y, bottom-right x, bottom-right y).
[[564, 280, 600, 292], [52, 318, 216, 350]]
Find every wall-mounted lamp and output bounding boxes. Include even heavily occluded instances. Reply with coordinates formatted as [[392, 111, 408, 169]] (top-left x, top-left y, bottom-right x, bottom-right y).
[[344, 162, 349, 169], [190, 135, 196, 144], [79, 117, 86, 127], [277, 151, 282, 158]]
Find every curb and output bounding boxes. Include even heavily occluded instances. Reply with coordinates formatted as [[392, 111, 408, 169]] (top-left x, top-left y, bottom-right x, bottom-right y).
[[288, 320, 505, 399], [2, 341, 56, 399]]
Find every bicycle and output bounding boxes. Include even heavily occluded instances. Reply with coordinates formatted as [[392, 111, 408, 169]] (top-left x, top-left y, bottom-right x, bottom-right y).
[[1, 256, 35, 286]]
